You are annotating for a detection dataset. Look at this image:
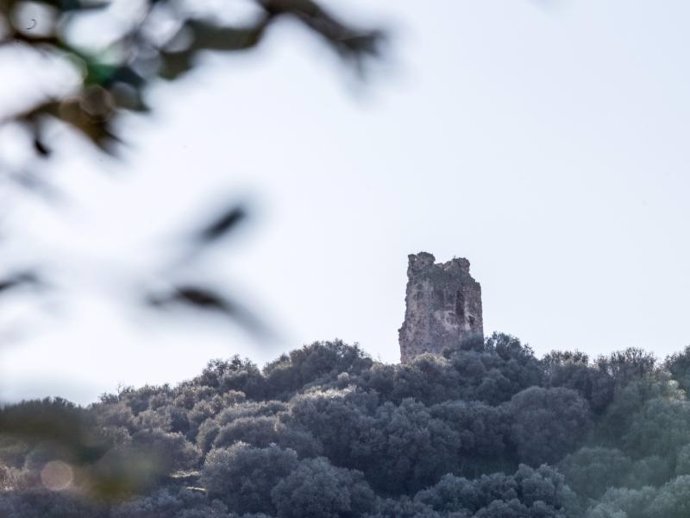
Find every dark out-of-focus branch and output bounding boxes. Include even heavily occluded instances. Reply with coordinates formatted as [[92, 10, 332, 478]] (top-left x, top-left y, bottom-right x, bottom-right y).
[[0, 0, 384, 327], [0, 0, 385, 503], [0, 0, 385, 158]]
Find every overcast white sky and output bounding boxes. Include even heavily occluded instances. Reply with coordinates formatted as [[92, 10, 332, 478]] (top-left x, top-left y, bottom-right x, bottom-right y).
[[2, 0, 690, 404]]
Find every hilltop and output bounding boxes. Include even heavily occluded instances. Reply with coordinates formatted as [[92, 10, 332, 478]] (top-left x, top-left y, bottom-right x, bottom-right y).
[[3, 335, 690, 517]]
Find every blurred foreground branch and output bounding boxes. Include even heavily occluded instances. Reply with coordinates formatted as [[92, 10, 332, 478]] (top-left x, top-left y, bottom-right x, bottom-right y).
[[1, 0, 384, 157], [0, 0, 385, 332], [0, 0, 385, 504]]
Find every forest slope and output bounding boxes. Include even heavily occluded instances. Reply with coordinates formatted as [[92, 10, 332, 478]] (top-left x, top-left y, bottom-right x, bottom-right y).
[[2, 334, 690, 517]]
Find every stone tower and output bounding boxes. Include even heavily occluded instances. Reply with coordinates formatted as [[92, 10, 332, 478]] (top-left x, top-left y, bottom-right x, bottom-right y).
[[398, 252, 483, 363]]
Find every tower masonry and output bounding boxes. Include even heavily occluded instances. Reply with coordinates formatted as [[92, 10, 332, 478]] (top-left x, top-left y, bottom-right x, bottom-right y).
[[398, 252, 484, 363]]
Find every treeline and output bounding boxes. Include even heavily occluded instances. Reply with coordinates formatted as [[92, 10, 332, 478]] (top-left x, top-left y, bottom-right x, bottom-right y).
[[3, 334, 690, 517]]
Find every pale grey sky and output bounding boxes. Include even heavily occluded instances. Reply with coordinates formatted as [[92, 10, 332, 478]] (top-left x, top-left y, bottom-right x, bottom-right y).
[[2, 0, 690, 404]]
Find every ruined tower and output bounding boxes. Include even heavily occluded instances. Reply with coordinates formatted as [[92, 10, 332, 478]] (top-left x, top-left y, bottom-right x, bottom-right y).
[[398, 252, 483, 363]]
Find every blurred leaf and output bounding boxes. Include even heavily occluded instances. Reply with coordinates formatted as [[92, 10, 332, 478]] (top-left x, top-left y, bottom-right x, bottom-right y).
[[158, 47, 196, 81], [84, 62, 120, 86], [30, 0, 108, 12], [33, 136, 51, 157], [185, 18, 268, 51], [8, 97, 120, 154], [194, 203, 248, 246], [146, 285, 272, 339], [0, 399, 168, 499], [9, 171, 62, 201], [0, 0, 385, 505], [1, 0, 384, 154], [86, 447, 167, 499], [56, 93, 121, 154], [0, 271, 41, 295], [262, 0, 384, 69], [0, 399, 107, 463]]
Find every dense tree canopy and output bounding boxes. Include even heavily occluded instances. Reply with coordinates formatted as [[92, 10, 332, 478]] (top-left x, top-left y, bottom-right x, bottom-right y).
[[2, 334, 690, 516]]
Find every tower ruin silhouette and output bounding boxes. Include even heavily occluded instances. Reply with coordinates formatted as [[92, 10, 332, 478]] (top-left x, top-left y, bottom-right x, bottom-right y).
[[398, 252, 484, 363]]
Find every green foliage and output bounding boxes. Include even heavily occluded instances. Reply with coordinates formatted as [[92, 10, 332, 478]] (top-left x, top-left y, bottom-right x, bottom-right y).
[[130, 429, 200, 473], [0, 489, 105, 518], [585, 486, 656, 518], [201, 443, 299, 514], [585, 477, 690, 518], [271, 457, 376, 518], [664, 346, 690, 393], [674, 444, 690, 476], [415, 465, 576, 517], [596, 348, 657, 388], [430, 400, 510, 476], [443, 333, 544, 405], [559, 448, 632, 500], [197, 357, 266, 399], [645, 475, 690, 517], [363, 398, 460, 493], [508, 387, 592, 465], [110, 488, 228, 518], [543, 351, 615, 413], [5, 337, 690, 516], [621, 398, 690, 458], [263, 340, 373, 399]]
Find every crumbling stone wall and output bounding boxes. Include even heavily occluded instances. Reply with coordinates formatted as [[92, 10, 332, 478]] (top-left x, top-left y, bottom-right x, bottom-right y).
[[399, 252, 483, 363]]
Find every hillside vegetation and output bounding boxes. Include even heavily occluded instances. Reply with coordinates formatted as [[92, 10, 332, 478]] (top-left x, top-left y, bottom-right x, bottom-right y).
[[3, 334, 690, 517]]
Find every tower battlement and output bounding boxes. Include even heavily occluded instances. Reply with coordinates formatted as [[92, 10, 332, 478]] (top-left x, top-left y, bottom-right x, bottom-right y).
[[398, 252, 483, 363]]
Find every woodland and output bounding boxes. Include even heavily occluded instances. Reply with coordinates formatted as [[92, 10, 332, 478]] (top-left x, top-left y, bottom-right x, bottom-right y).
[[3, 334, 690, 517]]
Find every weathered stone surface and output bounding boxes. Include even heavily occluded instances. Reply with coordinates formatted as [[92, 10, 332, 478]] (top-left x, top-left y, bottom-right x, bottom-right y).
[[398, 252, 483, 363]]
